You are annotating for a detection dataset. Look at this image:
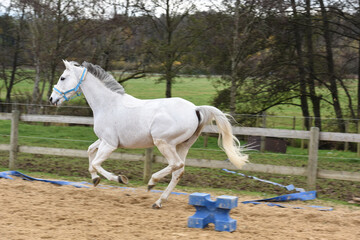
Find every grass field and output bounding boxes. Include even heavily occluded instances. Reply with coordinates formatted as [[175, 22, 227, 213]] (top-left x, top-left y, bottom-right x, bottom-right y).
[[2, 75, 220, 106], [123, 76, 220, 106]]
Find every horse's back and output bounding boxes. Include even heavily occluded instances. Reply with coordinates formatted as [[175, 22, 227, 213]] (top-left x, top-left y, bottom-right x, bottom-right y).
[[93, 95, 199, 148]]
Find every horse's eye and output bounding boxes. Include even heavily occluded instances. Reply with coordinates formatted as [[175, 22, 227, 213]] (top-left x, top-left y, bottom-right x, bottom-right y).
[[60, 77, 65, 81]]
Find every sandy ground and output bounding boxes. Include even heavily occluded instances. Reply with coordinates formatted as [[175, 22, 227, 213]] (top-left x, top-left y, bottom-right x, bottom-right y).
[[0, 178, 359, 240]]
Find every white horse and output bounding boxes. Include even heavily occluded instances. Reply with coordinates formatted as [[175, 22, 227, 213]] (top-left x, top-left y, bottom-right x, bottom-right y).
[[49, 60, 248, 208]]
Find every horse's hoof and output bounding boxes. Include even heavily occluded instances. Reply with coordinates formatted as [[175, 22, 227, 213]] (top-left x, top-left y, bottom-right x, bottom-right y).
[[148, 185, 155, 191], [93, 177, 101, 187], [152, 203, 161, 209], [118, 175, 129, 184]]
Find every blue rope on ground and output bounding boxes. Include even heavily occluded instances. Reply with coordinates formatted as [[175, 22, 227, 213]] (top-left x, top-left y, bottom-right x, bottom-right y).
[[0, 171, 90, 188], [0, 170, 333, 211], [0, 171, 187, 195], [222, 168, 333, 211], [222, 168, 305, 192]]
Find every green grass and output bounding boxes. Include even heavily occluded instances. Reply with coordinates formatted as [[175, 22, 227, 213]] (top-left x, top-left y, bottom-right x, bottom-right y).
[[113, 75, 220, 106], [3, 75, 220, 106], [269, 81, 359, 131]]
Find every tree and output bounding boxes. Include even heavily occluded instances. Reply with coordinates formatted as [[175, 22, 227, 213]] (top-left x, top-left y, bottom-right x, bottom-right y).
[[24, 0, 104, 113], [85, 14, 147, 82], [304, 0, 322, 129], [290, 0, 311, 130], [135, 0, 199, 98], [325, 0, 360, 120], [318, 0, 345, 132], [211, 0, 301, 117], [0, 1, 28, 112]]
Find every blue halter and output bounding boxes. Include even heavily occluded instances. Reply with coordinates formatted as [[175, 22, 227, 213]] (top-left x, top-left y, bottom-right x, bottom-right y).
[[53, 68, 87, 101]]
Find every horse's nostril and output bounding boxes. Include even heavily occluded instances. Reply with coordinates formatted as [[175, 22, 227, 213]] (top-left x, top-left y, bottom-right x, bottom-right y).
[[49, 97, 53, 103]]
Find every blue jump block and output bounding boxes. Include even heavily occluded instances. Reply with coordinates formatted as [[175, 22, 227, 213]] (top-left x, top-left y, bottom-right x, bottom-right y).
[[188, 192, 238, 232]]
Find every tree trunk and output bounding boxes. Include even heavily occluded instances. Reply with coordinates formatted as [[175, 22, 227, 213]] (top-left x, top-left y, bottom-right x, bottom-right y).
[[305, 0, 322, 130], [165, 0, 173, 98], [30, 56, 41, 114], [165, 63, 172, 98], [358, 36, 360, 119], [47, 64, 57, 99], [5, 5, 25, 112], [6, 45, 19, 112], [291, 0, 310, 130], [318, 0, 345, 132], [229, 0, 240, 116]]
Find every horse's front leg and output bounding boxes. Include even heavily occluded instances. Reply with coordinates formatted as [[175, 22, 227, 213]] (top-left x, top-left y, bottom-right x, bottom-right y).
[[90, 140, 128, 185]]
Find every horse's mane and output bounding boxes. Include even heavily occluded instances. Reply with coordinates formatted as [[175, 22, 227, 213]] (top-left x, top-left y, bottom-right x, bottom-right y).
[[79, 61, 125, 95]]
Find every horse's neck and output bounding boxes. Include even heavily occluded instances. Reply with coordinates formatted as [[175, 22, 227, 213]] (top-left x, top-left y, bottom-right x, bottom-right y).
[[80, 74, 119, 114]]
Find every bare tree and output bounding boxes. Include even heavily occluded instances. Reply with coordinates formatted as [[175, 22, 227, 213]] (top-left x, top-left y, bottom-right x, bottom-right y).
[[0, 1, 28, 112], [318, 0, 345, 132], [25, 0, 103, 113], [304, 0, 322, 129], [290, 0, 311, 129], [228, 0, 264, 115], [134, 0, 198, 98]]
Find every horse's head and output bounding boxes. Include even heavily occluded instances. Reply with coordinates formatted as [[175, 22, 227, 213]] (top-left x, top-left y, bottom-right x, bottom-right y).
[[49, 60, 87, 106]]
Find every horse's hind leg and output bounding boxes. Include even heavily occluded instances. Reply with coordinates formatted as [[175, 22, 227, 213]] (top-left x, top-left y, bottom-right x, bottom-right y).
[[88, 139, 101, 186], [91, 140, 128, 185], [148, 139, 184, 197], [152, 166, 184, 209], [151, 139, 195, 209]]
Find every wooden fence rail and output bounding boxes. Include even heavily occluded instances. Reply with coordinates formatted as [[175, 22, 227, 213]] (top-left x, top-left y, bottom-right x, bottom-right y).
[[1, 110, 360, 190]]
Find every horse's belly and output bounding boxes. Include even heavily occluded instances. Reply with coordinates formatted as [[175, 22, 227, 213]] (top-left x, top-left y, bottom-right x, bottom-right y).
[[111, 122, 153, 148], [118, 133, 154, 149]]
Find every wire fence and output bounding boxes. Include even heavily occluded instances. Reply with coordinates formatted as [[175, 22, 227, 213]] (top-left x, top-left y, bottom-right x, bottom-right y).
[[0, 132, 359, 162], [1, 102, 360, 134]]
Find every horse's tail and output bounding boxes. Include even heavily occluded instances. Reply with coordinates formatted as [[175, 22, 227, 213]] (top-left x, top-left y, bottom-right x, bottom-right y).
[[196, 106, 248, 169]]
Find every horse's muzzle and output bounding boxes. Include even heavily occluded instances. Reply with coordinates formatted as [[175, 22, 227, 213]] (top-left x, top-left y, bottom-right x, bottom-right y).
[[49, 96, 60, 106]]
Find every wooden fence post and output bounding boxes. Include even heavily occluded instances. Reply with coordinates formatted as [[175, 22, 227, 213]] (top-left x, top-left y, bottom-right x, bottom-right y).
[[9, 110, 20, 170], [143, 147, 154, 183], [307, 127, 320, 190], [344, 120, 349, 151], [358, 120, 360, 157], [301, 118, 305, 149], [260, 111, 266, 153], [291, 116, 296, 147], [203, 133, 208, 148]]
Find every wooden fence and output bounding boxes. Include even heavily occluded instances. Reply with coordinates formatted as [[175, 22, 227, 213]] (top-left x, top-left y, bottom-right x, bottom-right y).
[[1, 110, 360, 190]]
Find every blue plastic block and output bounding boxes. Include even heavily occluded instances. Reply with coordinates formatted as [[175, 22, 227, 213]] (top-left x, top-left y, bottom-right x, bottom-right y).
[[188, 193, 238, 232]]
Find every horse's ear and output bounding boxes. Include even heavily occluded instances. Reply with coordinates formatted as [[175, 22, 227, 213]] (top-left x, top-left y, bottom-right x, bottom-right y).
[[62, 60, 71, 70]]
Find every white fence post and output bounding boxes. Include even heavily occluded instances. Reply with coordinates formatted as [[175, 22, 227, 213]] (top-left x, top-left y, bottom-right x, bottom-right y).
[[307, 127, 320, 190], [9, 110, 20, 170]]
